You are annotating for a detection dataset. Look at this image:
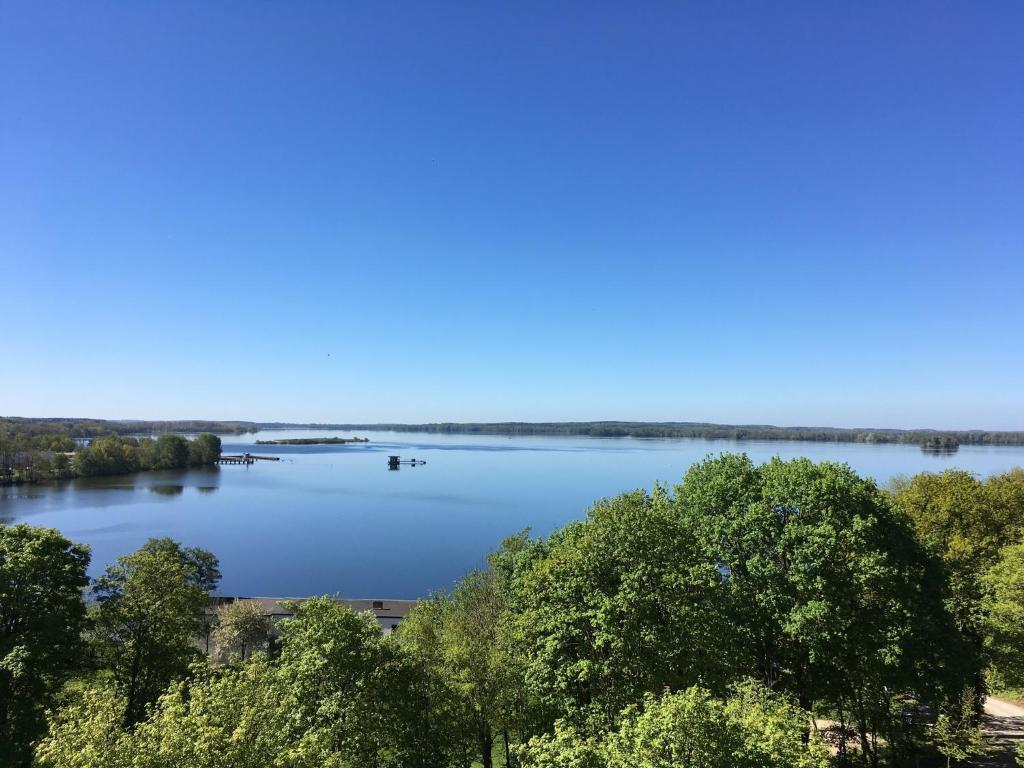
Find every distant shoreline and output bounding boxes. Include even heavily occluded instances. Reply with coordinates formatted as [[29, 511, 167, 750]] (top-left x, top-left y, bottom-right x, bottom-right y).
[[252, 421, 1024, 449], [254, 436, 369, 445], [6, 417, 1024, 448]]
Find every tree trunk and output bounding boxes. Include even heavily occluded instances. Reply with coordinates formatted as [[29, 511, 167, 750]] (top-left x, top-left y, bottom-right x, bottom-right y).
[[837, 697, 848, 766], [480, 727, 494, 768], [504, 729, 512, 767]]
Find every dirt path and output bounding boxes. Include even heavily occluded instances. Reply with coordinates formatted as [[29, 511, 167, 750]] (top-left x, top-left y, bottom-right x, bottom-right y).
[[986, 697, 1024, 721], [973, 697, 1023, 767]]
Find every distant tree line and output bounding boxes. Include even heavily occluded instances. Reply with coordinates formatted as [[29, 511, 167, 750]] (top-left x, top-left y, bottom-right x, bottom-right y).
[[0, 417, 255, 439], [291, 421, 1024, 448], [5, 456, 1024, 767], [0, 431, 222, 484], [8, 416, 1024, 447]]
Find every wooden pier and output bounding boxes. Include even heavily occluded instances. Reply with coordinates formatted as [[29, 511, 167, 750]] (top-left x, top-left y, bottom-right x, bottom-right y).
[[217, 453, 280, 465]]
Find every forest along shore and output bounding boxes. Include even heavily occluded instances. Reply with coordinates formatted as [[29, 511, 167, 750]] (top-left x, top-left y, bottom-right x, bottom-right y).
[[0, 432, 223, 485]]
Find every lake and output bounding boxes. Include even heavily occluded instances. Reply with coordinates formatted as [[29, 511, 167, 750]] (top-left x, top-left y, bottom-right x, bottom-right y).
[[3, 430, 1023, 598]]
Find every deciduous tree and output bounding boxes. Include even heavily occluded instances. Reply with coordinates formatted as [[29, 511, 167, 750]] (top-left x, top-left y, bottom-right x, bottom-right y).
[[90, 539, 218, 726], [212, 600, 271, 661], [398, 570, 517, 768], [892, 469, 1024, 636], [983, 538, 1024, 690], [188, 433, 222, 466], [676, 455, 977, 767], [510, 487, 732, 732], [518, 681, 827, 768], [0, 525, 90, 767], [275, 597, 459, 768]]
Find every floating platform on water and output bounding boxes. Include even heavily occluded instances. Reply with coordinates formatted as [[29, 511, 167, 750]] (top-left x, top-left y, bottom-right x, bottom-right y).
[[388, 455, 426, 470]]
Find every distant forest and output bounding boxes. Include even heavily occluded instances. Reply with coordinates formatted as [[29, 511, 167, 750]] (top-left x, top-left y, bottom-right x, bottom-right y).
[[5, 417, 1024, 448], [267, 421, 1024, 448], [0, 417, 256, 439]]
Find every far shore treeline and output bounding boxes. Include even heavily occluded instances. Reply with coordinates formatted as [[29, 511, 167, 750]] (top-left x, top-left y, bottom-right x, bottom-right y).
[[2, 455, 1024, 767], [0, 417, 254, 439], [309, 421, 1024, 448], [6, 416, 1024, 448]]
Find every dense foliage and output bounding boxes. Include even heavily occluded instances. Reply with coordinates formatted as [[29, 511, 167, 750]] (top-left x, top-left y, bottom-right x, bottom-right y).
[[37, 599, 463, 768], [0, 526, 90, 766], [677, 456, 975, 766], [397, 569, 520, 768], [0, 418, 253, 439], [90, 538, 220, 726], [0, 431, 222, 484], [891, 469, 1024, 691], [506, 487, 733, 731], [211, 600, 272, 661], [4, 454, 1023, 766], [520, 681, 829, 768], [982, 540, 1024, 691]]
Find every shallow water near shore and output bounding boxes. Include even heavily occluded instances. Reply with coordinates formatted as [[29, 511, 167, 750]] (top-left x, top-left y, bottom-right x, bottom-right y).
[[3, 430, 1023, 597]]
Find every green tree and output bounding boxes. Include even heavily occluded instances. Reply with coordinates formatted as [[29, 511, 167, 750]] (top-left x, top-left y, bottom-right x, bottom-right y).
[[141, 434, 191, 470], [518, 682, 827, 768], [48, 452, 73, 479], [275, 597, 459, 768], [35, 660, 291, 768], [130, 657, 292, 768], [676, 454, 976, 767], [892, 469, 1024, 636], [188, 433, 222, 466], [515, 722, 603, 768], [983, 538, 1024, 690], [398, 569, 517, 768], [37, 600, 463, 768], [0, 525, 90, 767], [932, 687, 986, 768], [33, 683, 134, 768], [212, 600, 271, 661], [136, 537, 222, 593], [90, 538, 218, 726], [605, 682, 827, 768], [71, 435, 140, 477], [510, 487, 732, 732]]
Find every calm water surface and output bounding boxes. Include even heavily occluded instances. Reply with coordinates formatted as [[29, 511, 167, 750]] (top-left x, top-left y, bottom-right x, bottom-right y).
[[4, 430, 1023, 597]]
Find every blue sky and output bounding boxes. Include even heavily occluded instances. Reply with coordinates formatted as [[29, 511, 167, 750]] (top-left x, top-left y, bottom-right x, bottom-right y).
[[2, 2, 1022, 429]]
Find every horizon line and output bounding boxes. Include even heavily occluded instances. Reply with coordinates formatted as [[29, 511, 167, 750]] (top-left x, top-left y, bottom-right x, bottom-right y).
[[5, 415, 1024, 435]]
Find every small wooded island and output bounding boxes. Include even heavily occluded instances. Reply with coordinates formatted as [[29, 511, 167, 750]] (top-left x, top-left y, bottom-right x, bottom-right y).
[[920, 434, 960, 452], [254, 436, 369, 445]]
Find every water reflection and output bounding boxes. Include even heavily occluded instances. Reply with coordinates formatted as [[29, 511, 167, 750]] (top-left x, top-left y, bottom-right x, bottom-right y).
[[149, 485, 185, 496], [72, 476, 138, 492], [921, 447, 959, 456]]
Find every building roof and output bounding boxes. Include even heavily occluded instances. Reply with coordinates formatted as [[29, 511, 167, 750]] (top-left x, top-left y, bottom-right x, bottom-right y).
[[211, 596, 417, 621]]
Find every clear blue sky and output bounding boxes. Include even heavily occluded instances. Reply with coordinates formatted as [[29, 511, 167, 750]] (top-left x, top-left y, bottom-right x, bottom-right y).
[[2, 2, 1022, 429]]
